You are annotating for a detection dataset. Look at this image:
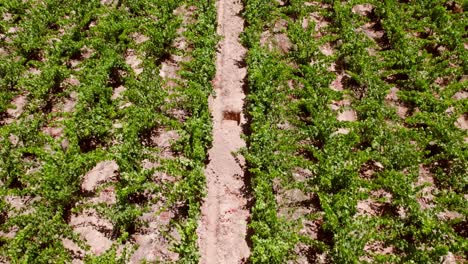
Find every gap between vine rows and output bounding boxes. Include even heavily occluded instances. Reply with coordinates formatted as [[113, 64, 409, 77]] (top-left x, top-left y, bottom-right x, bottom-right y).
[[197, 0, 251, 263]]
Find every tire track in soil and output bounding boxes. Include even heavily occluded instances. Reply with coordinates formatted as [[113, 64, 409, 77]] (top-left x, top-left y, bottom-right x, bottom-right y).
[[197, 0, 250, 263]]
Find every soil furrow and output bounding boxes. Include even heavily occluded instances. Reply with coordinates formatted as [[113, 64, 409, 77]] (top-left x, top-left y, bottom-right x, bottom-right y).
[[197, 0, 250, 263]]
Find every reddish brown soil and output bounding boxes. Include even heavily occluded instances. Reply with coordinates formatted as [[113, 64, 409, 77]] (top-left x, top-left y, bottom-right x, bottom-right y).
[[197, 0, 250, 263]]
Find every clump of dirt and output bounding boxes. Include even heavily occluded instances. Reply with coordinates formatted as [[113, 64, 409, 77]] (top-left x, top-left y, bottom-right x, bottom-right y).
[[128, 202, 180, 263], [292, 167, 313, 182], [8, 134, 19, 146], [159, 56, 187, 92], [140, 128, 179, 158], [63, 76, 81, 87], [52, 91, 78, 113], [2, 12, 13, 21], [69, 208, 114, 256], [319, 42, 335, 56], [68, 46, 94, 69], [434, 76, 451, 88], [454, 114, 468, 130], [41, 126, 64, 138], [5, 196, 37, 218], [125, 49, 143, 76], [166, 108, 189, 122], [440, 252, 458, 264], [356, 189, 393, 217], [385, 87, 410, 119], [415, 165, 436, 210], [437, 210, 463, 221], [330, 98, 351, 111], [260, 19, 292, 54], [299, 215, 324, 241], [62, 238, 86, 261], [360, 240, 395, 262], [359, 22, 384, 41], [276, 187, 318, 220], [289, 242, 329, 264], [302, 12, 331, 38], [6, 95, 28, 119], [131, 32, 150, 44], [290, 213, 330, 264], [27, 68, 42, 75], [111, 85, 126, 100], [359, 160, 384, 179], [129, 232, 179, 263], [452, 90, 468, 100], [159, 59, 180, 80], [100, 0, 118, 6], [222, 110, 241, 124], [90, 186, 117, 205], [81, 160, 119, 193], [337, 109, 358, 122], [330, 74, 347, 91], [352, 4, 374, 16], [277, 120, 294, 131], [331, 128, 351, 136]]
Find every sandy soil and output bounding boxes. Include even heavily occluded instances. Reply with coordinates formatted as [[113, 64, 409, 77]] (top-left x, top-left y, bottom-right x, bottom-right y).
[[69, 208, 114, 256], [197, 0, 250, 263], [81, 160, 119, 193]]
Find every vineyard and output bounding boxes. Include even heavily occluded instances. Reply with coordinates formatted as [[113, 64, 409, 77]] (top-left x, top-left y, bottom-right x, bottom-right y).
[[0, 0, 216, 262], [0, 0, 466, 263]]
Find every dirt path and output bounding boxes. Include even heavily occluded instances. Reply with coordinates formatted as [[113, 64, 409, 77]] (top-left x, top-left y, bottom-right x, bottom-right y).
[[197, 0, 250, 263]]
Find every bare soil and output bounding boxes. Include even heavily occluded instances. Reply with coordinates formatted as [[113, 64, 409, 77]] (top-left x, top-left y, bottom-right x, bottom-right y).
[[81, 160, 119, 193], [69, 208, 114, 256], [197, 0, 251, 263]]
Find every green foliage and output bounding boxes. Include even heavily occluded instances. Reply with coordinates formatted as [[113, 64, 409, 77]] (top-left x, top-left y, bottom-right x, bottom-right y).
[[243, 0, 467, 262], [0, 0, 217, 262]]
